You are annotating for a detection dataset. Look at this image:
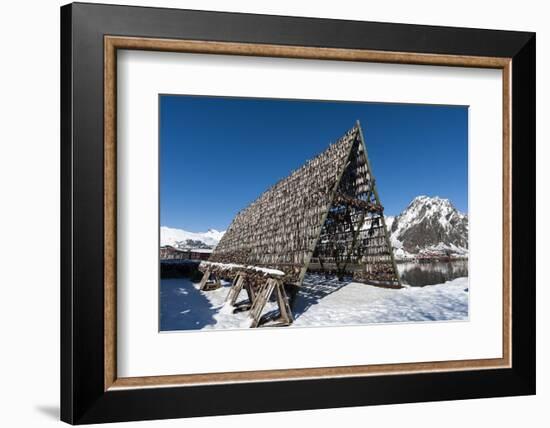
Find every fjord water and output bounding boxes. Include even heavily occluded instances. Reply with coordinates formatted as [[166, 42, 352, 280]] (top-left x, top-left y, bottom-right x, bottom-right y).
[[397, 260, 468, 287]]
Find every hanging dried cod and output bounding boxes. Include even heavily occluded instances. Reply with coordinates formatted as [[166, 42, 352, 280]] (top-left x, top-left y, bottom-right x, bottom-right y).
[[202, 120, 401, 289]]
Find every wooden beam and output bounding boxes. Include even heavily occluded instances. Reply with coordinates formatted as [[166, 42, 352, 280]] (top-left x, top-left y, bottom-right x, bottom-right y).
[[198, 269, 211, 291]]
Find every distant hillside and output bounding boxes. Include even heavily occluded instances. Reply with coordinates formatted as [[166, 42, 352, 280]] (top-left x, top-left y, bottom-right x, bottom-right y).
[[160, 226, 225, 249]]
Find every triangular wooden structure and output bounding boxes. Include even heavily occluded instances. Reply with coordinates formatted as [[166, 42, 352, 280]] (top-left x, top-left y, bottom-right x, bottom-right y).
[[201, 121, 401, 326], [207, 120, 401, 289]]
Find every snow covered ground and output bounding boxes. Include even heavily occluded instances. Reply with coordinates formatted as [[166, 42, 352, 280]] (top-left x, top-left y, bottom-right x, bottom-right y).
[[160, 274, 469, 331]]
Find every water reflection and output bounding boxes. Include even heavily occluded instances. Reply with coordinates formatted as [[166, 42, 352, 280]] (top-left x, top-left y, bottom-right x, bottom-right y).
[[397, 260, 468, 287]]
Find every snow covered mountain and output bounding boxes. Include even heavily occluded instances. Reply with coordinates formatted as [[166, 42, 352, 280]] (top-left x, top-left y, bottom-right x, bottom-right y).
[[160, 226, 225, 249], [387, 196, 468, 259]]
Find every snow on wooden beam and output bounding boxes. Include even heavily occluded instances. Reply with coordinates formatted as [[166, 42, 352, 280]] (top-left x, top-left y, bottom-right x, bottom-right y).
[[199, 261, 285, 277]]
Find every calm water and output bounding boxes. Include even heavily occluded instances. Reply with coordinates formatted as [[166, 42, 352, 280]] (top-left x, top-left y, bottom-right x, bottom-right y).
[[397, 260, 468, 287]]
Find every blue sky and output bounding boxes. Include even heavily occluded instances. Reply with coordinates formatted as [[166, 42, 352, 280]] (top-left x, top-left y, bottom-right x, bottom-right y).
[[160, 95, 468, 231]]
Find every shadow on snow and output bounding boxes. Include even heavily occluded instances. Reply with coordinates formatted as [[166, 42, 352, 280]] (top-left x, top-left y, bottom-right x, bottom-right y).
[[291, 274, 352, 320], [160, 278, 218, 331]]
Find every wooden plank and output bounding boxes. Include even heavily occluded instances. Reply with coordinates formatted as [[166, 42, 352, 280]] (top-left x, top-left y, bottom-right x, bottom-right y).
[[275, 281, 294, 325], [226, 273, 244, 306], [198, 269, 211, 291], [250, 279, 276, 327]]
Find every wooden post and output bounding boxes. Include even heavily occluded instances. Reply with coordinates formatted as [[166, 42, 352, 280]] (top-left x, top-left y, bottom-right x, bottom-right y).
[[250, 279, 275, 326], [199, 269, 222, 291], [244, 282, 256, 304], [198, 269, 211, 291], [275, 280, 294, 325], [226, 272, 245, 306], [249, 278, 294, 328]]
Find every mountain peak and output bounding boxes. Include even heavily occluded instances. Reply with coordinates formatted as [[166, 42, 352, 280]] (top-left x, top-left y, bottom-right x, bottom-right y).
[[390, 195, 468, 258], [410, 195, 451, 206]]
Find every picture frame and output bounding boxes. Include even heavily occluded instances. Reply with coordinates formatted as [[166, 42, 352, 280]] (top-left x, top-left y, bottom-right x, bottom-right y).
[[60, 2, 535, 424]]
